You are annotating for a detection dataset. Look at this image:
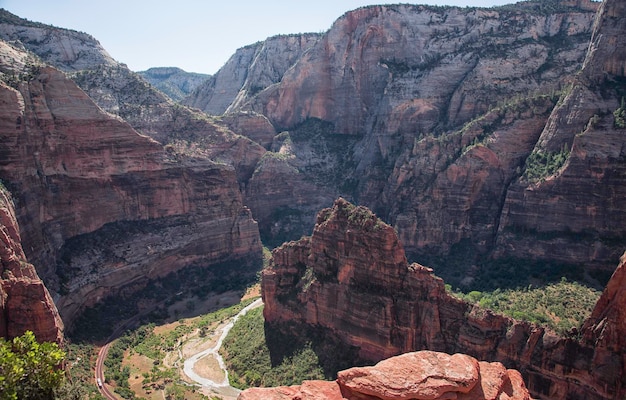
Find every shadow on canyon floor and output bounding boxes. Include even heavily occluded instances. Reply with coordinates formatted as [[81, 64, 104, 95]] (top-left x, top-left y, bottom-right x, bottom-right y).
[[68, 258, 262, 344]]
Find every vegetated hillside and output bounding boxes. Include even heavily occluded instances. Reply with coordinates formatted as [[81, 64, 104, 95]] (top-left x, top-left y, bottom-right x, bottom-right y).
[[137, 67, 210, 102]]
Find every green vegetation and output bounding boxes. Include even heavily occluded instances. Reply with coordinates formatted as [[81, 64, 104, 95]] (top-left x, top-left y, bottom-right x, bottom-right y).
[[103, 299, 255, 398], [0, 331, 66, 400], [452, 278, 600, 335], [221, 306, 325, 389], [523, 146, 570, 182], [614, 97, 626, 129]]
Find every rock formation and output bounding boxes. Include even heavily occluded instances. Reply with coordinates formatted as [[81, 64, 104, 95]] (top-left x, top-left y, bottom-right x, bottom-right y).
[[183, 33, 321, 115], [0, 40, 262, 327], [0, 9, 117, 72], [185, 0, 624, 277], [0, 184, 63, 343], [262, 199, 626, 399], [238, 350, 531, 400], [137, 67, 210, 102]]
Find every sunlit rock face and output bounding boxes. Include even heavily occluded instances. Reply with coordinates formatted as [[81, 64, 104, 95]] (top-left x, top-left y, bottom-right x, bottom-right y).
[[183, 33, 321, 116], [238, 350, 532, 400], [262, 199, 626, 399]]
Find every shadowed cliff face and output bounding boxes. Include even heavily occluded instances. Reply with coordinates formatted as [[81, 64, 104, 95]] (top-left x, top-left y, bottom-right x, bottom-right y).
[[0, 41, 262, 327], [262, 199, 626, 400], [0, 185, 64, 343]]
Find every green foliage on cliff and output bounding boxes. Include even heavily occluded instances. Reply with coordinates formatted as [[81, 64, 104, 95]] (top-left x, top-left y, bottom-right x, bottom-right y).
[[0, 331, 66, 400], [614, 97, 626, 129], [454, 278, 600, 335], [221, 306, 325, 389], [523, 146, 570, 182]]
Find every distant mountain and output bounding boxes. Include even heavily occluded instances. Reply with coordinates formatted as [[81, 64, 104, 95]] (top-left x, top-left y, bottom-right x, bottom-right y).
[[137, 67, 210, 102]]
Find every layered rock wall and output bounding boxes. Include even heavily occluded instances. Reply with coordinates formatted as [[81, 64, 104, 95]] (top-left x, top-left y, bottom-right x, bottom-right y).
[[262, 199, 626, 400], [0, 185, 63, 343], [0, 49, 262, 326]]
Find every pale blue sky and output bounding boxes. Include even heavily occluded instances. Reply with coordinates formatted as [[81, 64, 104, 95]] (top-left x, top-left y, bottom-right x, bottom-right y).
[[0, 0, 515, 74]]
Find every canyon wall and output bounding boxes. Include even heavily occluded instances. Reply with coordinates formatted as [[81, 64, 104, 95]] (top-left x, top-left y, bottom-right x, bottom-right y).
[[0, 184, 63, 343], [262, 199, 626, 399], [0, 39, 262, 328], [188, 0, 625, 277]]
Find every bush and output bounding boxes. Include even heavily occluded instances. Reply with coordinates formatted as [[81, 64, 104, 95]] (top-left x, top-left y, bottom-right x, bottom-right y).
[[0, 331, 66, 399]]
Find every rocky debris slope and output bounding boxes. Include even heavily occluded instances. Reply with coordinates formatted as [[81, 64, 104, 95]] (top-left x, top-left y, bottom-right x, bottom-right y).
[[0, 184, 63, 343], [238, 350, 531, 400], [137, 67, 210, 102], [183, 33, 321, 115], [262, 199, 626, 399], [0, 41, 262, 327]]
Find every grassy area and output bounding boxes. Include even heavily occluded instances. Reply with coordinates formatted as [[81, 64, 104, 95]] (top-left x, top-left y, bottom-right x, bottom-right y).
[[220, 306, 325, 389], [452, 278, 600, 335]]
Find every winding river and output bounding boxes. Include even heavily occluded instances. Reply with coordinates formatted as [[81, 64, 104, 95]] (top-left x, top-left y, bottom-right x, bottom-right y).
[[182, 298, 263, 397]]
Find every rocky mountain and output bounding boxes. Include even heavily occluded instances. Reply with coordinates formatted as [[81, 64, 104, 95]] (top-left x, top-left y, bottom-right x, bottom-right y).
[[0, 35, 263, 332], [239, 350, 532, 400], [262, 198, 626, 399], [180, 0, 625, 279], [183, 33, 321, 115], [137, 67, 210, 102], [0, 9, 117, 72]]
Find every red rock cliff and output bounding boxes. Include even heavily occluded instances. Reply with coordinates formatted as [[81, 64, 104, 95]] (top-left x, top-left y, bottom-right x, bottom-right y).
[[262, 199, 626, 400], [238, 350, 531, 400], [0, 185, 63, 343], [0, 42, 262, 327]]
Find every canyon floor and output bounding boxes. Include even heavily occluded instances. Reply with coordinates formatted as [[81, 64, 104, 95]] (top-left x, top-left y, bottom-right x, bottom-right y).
[[102, 285, 261, 400]]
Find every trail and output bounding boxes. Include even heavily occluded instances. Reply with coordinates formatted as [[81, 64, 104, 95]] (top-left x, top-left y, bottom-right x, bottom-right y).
[[183, 298, 263, 397]]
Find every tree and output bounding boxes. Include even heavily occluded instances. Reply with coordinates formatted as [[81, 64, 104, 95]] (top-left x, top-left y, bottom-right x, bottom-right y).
[[0, 331, 66, 400]]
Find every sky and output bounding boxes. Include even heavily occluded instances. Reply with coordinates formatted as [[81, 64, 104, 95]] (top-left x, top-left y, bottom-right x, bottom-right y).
[[0, 0, 515, 75]]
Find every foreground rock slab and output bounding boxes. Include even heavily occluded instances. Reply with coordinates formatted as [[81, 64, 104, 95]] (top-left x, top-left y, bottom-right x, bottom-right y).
[[237, 350, 531, 400]]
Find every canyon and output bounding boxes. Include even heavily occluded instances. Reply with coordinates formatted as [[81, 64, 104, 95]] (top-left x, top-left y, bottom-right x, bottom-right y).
[[0, 0, 624, 398]]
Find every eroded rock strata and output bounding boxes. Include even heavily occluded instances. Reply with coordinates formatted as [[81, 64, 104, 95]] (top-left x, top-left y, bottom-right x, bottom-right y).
[[238, 350, 532, 400], [0, 42, 262, 328], [0, 185, 63, 343], [262, 199, 626, 400]]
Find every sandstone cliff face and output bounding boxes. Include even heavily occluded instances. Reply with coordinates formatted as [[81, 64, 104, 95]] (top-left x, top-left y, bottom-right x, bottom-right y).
[[238, 350, 531, 400], [226, 1, 622, 273], [183, 33, 321, 115], [0, 184, 64, 343], [262, 199, 626, 400], [0, 43, 262, 326], [494, 0, 626, 271], [0, 9, 117, 72], [137, 67, 210, 102]]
